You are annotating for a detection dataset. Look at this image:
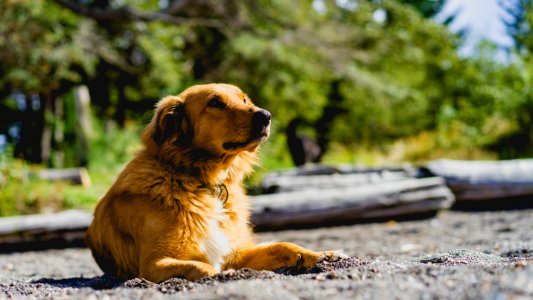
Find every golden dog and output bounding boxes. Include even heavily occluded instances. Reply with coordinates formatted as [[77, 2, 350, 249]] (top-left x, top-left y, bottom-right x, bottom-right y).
[[86, 83, 347, 283]]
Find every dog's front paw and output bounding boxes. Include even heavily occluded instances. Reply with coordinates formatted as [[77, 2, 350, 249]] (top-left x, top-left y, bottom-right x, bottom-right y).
[[191, 270, 218, 281], [317, 250, 350, 263], [188, 265, 219, 281], [295, 251, 321, 268], [294, 249, 349, 268]]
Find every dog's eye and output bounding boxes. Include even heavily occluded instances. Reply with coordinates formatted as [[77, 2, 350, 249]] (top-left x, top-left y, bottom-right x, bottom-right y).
[[208, 97, 226, 109], [243, 98, 247, 104]]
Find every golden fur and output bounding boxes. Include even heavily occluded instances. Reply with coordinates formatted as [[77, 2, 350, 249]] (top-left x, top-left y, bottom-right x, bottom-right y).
[[86, 83, 347, 283]]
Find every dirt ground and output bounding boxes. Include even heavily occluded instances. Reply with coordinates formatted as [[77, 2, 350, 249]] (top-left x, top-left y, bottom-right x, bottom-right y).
[[0, 208, 532, 299]]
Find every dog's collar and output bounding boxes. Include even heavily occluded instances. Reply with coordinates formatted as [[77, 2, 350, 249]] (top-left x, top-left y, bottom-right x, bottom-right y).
[[201, 183, 229, 205], [158, 160, 229, 204]]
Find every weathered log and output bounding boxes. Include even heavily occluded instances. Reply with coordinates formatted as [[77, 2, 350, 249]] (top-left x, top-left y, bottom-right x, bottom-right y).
[[261, 164, 416, 193], [30, 168, 91, 187], [252, 177, 454, 230], [262, 171, 412, 193], [263, 163, 416, 177], [426, 159, 533, 201], [0, 210, 92, 252]]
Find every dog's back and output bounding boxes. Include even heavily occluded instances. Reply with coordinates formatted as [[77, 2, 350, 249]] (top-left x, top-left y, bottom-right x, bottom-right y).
[[86, 185, 139, 278], [86, 155, 159, 279]]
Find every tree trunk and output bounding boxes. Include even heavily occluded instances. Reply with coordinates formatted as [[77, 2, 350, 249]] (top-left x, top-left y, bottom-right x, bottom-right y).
[[87, 62, 113, 124], [74, 85, 92, 167], [40, 92, 53, 166], [52, 95, 64, 167], [14, 94, 44, 163]]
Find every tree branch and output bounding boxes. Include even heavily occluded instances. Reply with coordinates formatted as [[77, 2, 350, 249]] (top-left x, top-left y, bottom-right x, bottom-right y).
[[51, 0, 224, 28]]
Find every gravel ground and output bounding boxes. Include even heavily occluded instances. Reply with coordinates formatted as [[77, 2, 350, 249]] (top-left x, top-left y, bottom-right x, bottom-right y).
[[0, 209, 532, 299]]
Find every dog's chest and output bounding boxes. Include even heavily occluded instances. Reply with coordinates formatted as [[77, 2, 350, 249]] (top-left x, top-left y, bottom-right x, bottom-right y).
[[199, 200, 232, 271]]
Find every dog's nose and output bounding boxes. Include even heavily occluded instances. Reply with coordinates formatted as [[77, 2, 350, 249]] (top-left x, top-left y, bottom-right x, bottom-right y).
[[252, 110, 271, 129]]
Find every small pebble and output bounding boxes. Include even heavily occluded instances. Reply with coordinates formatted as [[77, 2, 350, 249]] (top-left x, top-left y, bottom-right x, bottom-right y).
[[514, 261, 527, 269]]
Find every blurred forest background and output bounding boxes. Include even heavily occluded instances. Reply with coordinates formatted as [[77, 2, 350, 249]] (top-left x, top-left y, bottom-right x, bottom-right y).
[[0, 0, 532, 216]]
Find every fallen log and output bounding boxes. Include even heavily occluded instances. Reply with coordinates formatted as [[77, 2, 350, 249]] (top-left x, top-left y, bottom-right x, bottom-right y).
[[252, 177, 454, 230], [261, 164, 416, 193], [262, 171, 412, 193], [425, 159, 533, 201], [0, 210, 92, 252], [30, 168, 91, 187], [262, 163, 416, 177]]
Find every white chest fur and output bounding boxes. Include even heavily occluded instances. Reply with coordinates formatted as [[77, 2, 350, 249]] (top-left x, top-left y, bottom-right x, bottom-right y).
[[199, 201, 232, 271]]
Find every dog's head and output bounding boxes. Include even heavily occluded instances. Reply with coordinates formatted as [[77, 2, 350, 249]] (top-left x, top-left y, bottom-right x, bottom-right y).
[[144, 84, 271, 158]]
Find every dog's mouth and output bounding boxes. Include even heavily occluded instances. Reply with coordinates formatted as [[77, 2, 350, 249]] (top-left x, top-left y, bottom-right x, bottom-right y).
[[223, 128, 269, 150]]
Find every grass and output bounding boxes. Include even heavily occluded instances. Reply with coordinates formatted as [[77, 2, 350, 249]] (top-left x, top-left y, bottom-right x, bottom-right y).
[[0, 122, 140, 216], [0, 160, 114, 217]]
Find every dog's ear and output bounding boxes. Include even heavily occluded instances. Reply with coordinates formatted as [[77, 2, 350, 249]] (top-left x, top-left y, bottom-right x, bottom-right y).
[[151, 96, 191, 146]]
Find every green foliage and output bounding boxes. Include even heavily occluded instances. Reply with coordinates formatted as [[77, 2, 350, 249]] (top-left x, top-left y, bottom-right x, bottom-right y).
[[397, 0, 445, 17], [88, 121, 143, 171], [0, 147, 66, 216], [0, 114, 142, 216], [136, 23, 190, 97], [0, 0, 97, 93]]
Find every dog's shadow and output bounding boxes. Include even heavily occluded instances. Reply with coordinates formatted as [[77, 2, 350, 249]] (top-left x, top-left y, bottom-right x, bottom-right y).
[[33, 274, 125, 290], [31, 257, 365, 291]]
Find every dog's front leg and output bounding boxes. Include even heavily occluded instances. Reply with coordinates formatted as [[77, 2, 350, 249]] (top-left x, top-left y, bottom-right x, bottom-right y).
[[223, 242, 348, 271], [140, 257, 218, 283]]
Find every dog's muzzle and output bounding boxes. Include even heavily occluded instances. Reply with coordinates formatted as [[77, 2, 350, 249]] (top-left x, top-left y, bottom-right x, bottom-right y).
[[251, 109, 271, 137], [223, 109, 271, 150]]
